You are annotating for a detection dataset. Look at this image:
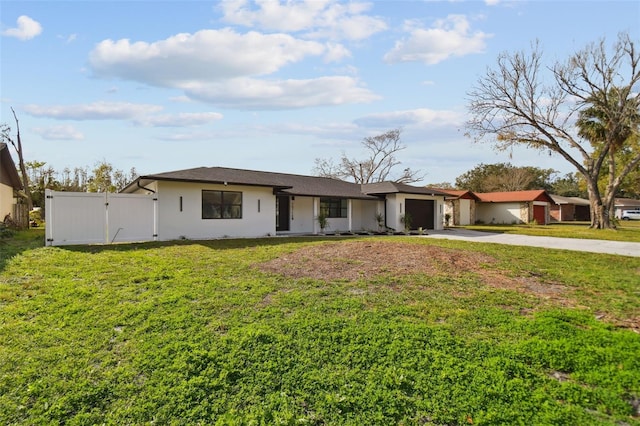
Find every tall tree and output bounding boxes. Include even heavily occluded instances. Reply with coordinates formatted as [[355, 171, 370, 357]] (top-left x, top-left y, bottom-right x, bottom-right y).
[[455, 163, 556, 192], [466, 33, 640, 228], [550, 173, 587, 198], [313, 129, 423, 184], [0, 109, 33, 211], [576, 88, 640, 212]]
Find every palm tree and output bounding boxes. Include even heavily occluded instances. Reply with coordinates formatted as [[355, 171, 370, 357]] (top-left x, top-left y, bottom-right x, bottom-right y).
[[576, 87, 640, 226]]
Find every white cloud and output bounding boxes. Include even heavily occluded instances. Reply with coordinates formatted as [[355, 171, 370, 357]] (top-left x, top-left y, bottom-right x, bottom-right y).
[[89, 29, 325, 85], [23, 101, 223, 128], [181, 76, 380, 109], [23, 101, 163, 120], [133, 112, 223, 127], [354, 108, 464, 128], [219, 0, 387, 41], [2, 15, 43, 40], [384, 15, 491, 64], [33, 125, 84, 141], [169, 95, 193, 103], [88, 24, 380, 109], [323, 42, 351, 62]]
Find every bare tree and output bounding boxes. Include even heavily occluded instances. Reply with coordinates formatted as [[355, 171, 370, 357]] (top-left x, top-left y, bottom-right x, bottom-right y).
[[1, 108, 33, 211], [313, 129, 424, 184], [466, 33, 640, 228]]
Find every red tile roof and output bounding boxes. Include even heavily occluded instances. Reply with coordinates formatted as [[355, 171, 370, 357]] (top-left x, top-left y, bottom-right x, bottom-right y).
[[475, 190, 553, 203]]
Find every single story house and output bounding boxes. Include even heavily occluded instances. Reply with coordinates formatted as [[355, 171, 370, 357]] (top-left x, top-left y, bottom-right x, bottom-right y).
[[115, 167, 448, 241], [0, 142, 24, 224], [439, 189, 479, 226], [614, 198, 640, 219], [549, 194, 591, 222], [474, 190, 554, 225]]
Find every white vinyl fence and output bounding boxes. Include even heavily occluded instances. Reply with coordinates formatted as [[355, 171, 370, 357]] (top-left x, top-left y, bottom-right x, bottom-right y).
[[45, 190, 157, 246]]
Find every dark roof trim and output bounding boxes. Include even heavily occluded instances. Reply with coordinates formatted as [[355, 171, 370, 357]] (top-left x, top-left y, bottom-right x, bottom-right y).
[[0, 143, 23, 190], [140, 175, 292, 191]]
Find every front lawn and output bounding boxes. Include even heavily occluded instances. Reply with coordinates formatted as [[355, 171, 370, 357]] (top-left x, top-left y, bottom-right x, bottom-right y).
[[463, 220, 640, 242], [1, 231, 639, 424]]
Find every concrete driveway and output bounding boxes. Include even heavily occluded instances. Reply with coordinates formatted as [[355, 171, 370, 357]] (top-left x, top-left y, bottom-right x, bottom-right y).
[[424, 228, 640, 257]]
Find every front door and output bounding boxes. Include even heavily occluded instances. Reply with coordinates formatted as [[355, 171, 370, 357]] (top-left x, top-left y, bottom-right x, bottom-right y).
[[276, 196, 290, 231]]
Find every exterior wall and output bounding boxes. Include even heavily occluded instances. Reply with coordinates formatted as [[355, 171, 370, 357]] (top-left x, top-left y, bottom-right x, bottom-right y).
[[444, 198, 473, 226], [550, 204, 575, 222], [0, 182, 14, 219], [444, 200, 454, 225], [459, 199, 472, 225], [277, 196, 380, 235], [154, 181, 276, 240], [350, 199, 380, 232], [388, 193, 444, 231], [476, 202, 525, 224], [477, 201, 549, 225], [133, 183, 384, 238], [288, 196, 315, 234]]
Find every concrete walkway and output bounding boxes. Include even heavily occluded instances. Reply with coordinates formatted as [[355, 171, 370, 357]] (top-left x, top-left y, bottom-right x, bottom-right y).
[[423, 228, 640, 257]]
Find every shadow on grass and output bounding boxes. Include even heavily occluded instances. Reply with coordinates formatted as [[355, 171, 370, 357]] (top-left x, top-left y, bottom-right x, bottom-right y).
[[56, 234, 376, 255], [0, 228, 45, 272]]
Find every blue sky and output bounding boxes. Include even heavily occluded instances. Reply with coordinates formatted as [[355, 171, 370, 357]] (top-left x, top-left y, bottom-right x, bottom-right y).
[[1, 0, 638, 185]]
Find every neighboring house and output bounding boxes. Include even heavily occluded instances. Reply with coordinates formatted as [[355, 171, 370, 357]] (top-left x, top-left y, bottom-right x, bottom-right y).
[[0, 142, 24, 224], [474, 190, 554, 225], [114, 167, 448, 242], [438, 189, 478, 226], [549, 194, 591, 222], [614, 198, 640, 219]]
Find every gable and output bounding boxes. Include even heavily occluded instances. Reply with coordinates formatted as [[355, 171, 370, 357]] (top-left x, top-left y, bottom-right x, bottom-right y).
[[0, 143, 23, 190]]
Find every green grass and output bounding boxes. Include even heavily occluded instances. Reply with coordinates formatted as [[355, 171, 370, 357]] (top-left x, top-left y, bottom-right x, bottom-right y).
[[463, 220, 640, 242], [1, 230, 639, 425]]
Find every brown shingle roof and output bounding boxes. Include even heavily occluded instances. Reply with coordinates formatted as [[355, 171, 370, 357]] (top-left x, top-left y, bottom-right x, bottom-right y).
[[549, 194, 590, 206], [125, 166, 448, 200], [129, 167, 379, 199], [362, 182, 449, 196]]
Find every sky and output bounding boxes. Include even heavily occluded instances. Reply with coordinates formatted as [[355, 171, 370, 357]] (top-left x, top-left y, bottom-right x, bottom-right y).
[[1, 0, 639, 186]]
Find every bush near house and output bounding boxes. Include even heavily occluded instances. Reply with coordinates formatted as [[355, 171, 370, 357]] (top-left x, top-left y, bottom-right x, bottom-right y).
[[1, 232, 639, 424]]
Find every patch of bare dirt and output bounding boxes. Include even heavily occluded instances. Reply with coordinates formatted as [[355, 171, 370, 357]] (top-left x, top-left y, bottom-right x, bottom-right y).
[[258, 241, 495, 282], [255, 240, 639, 331], [258, 241, 563, 299]]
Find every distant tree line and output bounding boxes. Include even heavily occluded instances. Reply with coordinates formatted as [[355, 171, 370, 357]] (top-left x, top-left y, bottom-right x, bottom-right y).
[[428, 161, 638, 199], [25, 160, 137, 209]]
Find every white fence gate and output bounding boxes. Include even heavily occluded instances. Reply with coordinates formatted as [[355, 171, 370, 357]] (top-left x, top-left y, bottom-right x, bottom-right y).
[[45, 190, 157, 246]]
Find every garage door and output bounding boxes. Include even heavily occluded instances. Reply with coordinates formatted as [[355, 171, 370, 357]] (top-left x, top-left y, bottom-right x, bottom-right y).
[[405, 199, 435, 230]]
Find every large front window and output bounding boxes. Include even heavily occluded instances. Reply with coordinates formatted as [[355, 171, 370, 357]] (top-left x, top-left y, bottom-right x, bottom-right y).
[[202, 190, 242, 219], [320, 197, 347, 218]]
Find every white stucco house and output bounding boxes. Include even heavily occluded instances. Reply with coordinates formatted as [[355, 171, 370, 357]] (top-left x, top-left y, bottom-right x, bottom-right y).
[[113, 167, 448, 242]]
